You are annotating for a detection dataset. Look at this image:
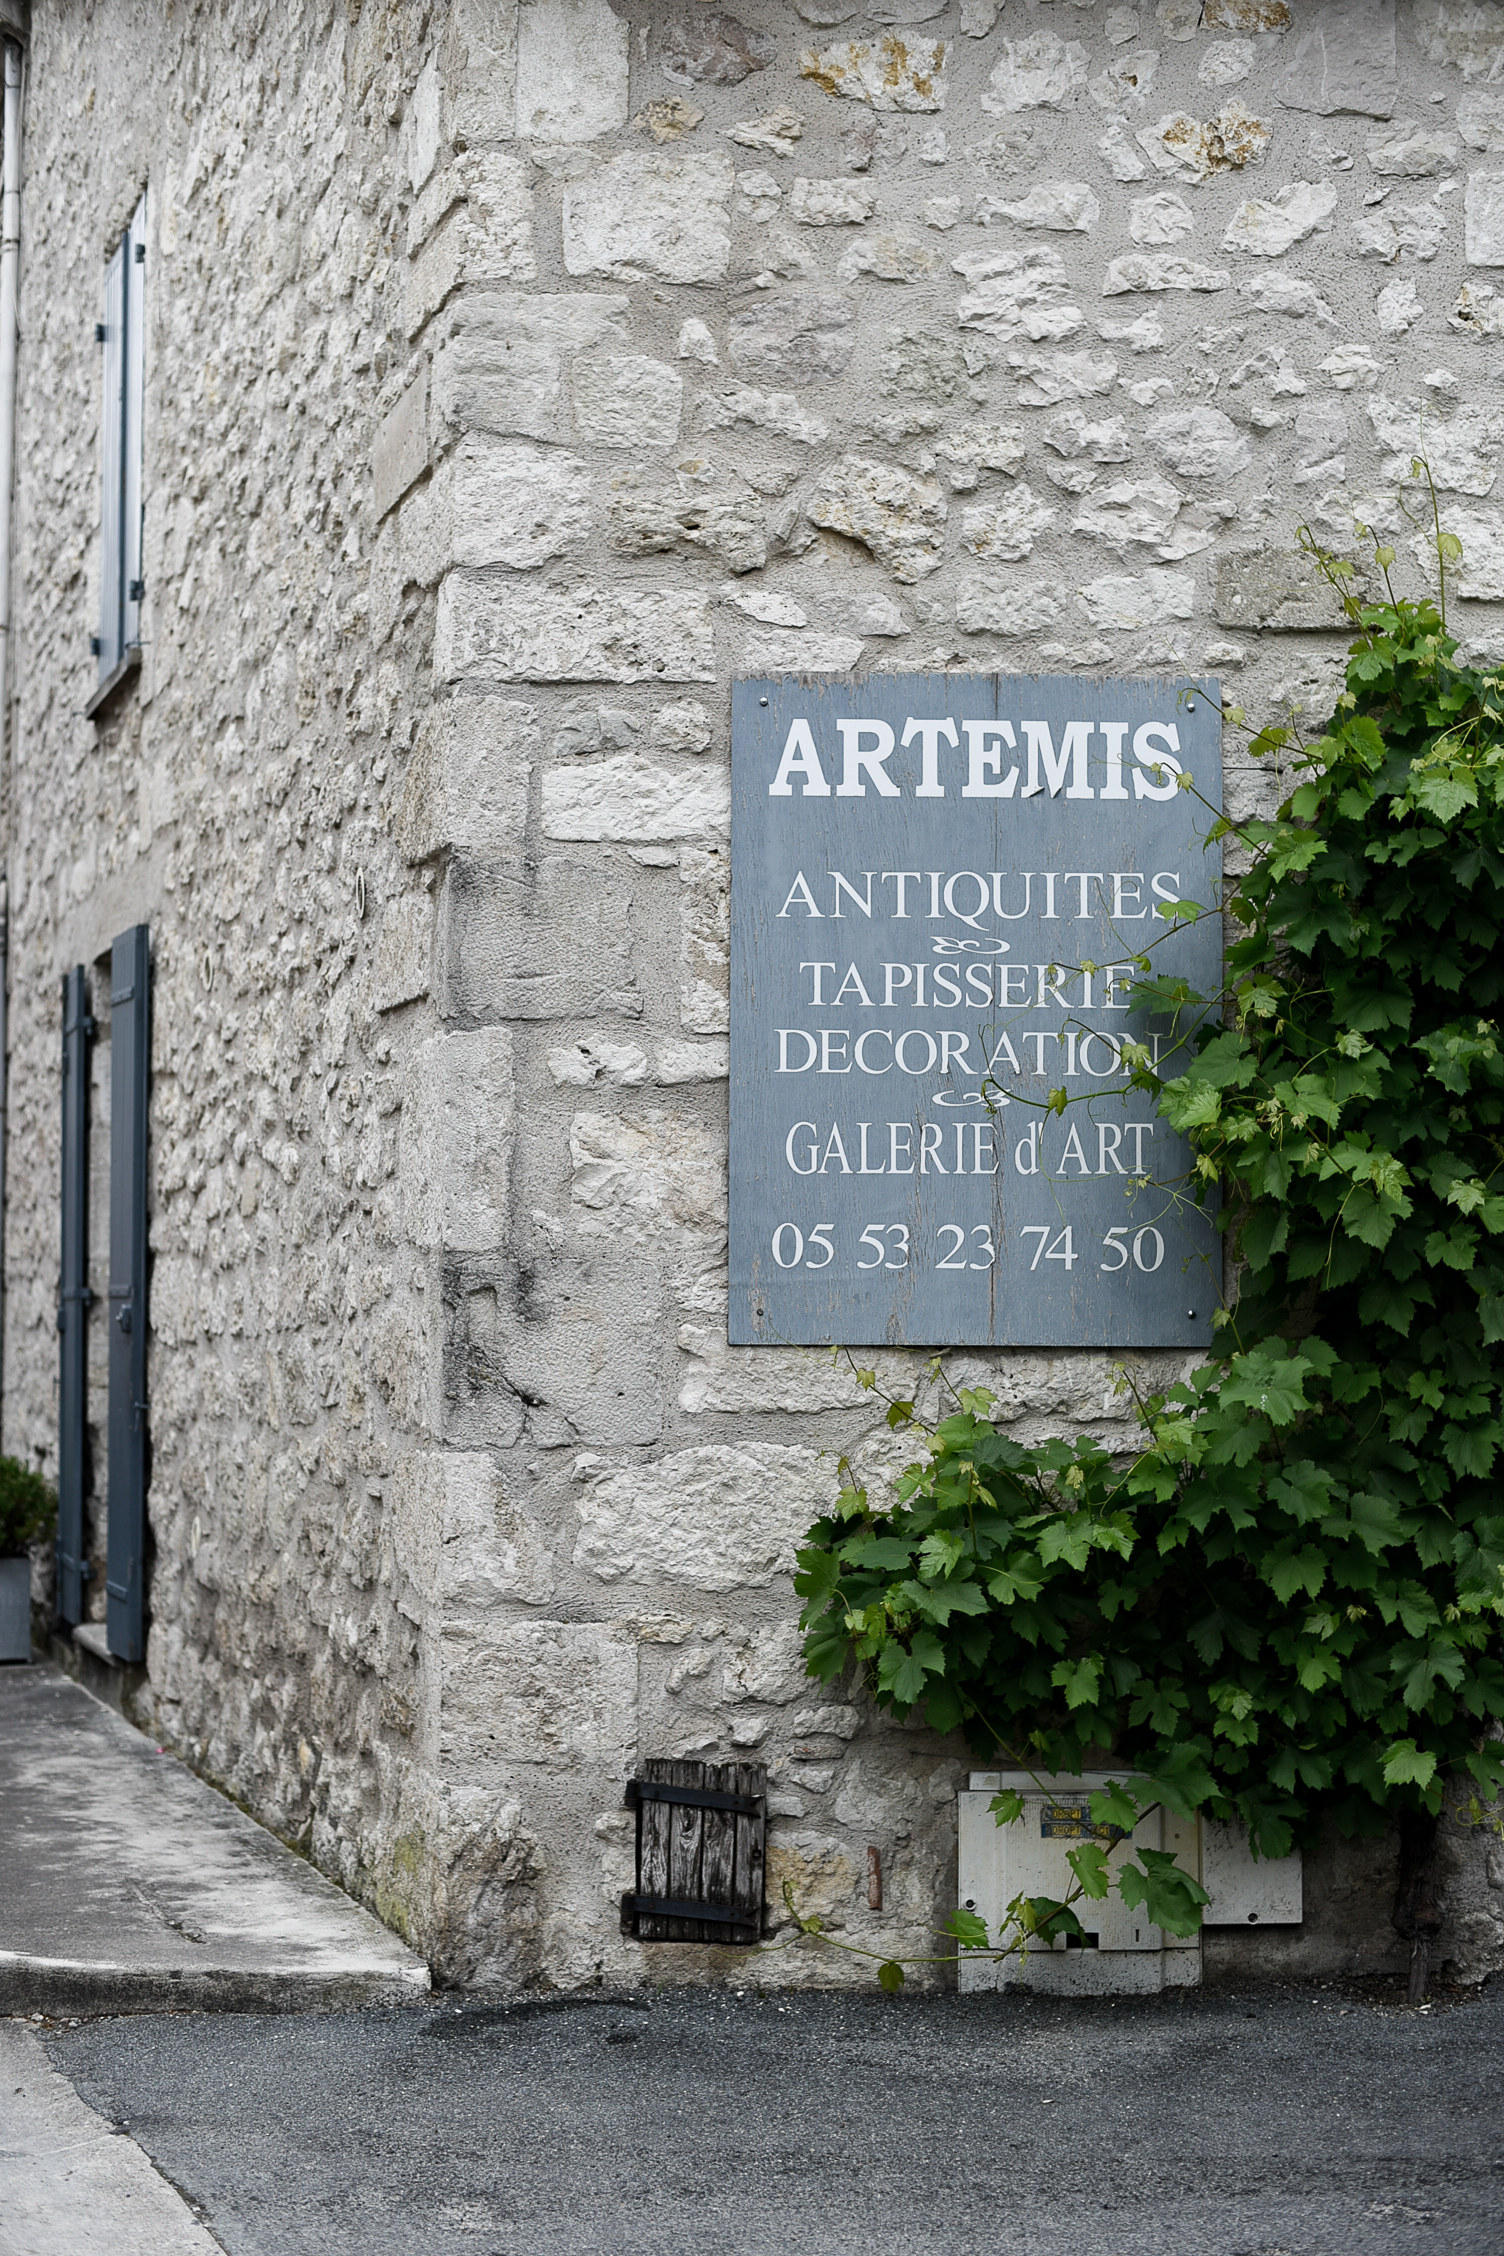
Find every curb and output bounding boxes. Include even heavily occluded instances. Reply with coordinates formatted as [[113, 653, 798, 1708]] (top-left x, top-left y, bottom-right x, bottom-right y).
[[0, 1952, 432, 2018]]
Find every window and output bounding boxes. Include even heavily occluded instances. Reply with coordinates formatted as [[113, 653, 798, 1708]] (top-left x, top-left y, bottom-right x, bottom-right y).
[[94, 190, 146, 686]]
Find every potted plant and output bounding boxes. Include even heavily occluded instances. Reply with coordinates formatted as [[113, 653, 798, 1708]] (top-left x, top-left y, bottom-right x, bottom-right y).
[[0, 1456, 56, 1662]]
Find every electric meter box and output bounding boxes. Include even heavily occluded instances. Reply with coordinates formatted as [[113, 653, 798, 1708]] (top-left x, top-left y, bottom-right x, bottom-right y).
[[959, 1773, 1302, 1995]]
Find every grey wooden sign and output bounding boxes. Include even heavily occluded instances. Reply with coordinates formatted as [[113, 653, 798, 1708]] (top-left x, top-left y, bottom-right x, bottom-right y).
[[728, 673, 1223, 1349]]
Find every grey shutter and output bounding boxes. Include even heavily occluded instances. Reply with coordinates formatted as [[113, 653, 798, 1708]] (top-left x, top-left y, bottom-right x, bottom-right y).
[[104, 925, 149, 1663], [97, 236, 126, 678], [121, 192, 146, 656], [56, 966, 92, 1627]]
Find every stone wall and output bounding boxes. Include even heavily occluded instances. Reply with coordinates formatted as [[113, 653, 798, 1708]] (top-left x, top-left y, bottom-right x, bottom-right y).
[[9, 0, 1504, 1990]]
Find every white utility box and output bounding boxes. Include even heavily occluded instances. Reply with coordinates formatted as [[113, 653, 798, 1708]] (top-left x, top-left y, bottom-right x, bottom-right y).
[[958, 1772, 1303, 1995]]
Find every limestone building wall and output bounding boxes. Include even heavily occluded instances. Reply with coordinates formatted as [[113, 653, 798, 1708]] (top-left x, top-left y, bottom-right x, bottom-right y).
[[9, 0, 1504, 1989]]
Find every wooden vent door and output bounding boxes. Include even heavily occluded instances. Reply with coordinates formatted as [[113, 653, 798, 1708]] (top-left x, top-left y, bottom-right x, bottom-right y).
[[624, 1758, 766, 1944]]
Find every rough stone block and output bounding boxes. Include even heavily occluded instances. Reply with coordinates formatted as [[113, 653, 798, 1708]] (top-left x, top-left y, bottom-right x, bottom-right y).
[[1366, 122, 1460, 177], [727, 293, 857, 383], [440, 0, 519, 149], [448, 1246, 665, 1449], [1072, 474, 1193, 556], [446, 435, 593, 569], [436, 576, 716, 684], [1130, 193, 1195, 247], [571, 1445, 837, 1591], [1146, 407, 1251, 479], [1420, 0, 1504, 82], [433, 334, 561, 444], [960, 486, 1056, 562], [548, 1037, 650, 1089], [1222, 180, 1337, 257], [981, 181, 1102, 232], [1459, 93, 1504, 152], [835, 229, 938, 283], [1102, 253, 1231, 295], [695, 384, 827, 447], [1214, 547, 1356, 630], [655, 1038, 729, 1084], [541, 756, 730, 845], [806, 454, 948, 581], [1467, 172, 1504, 266], [406, 53, 444, 195], [398, 697, 535, 866], [956, 576, 1069, 634], [431, 292, 631, 443], [720, 1624, 808, 1707], [1011, 350, 1118, 406], [516, 0, 629, 143], [442, 856, 639, 1023], [662, 12, 775, 87], [373, 370, 429, 521], [1078, 571, 1196, 630], [440, 1619, 638, 1774], [401, 1027, 515, 1254], [1292, 400, 1348, 485], [1236, 274, 1336, 321], [679, 845, 729, 1036], [1367, 396, 1498, 494], [1203, 0, 1291, 25], [1136, 104, 1271, 181], [405, 157, 537, 337], [1043, 410, 1130, 464], [569, 1109, 726, 1242], [609, 478, 768, 574], [787, 177, 877, 226], [982, 32, 1088, 114], [1275, 0, 1396, 120], [953, 247, 1079, 342], [374, 894, 435, 1012], [1426, 508, 1504, 599], [815, 588, 909, 636], [676, 1326, 892, 1414], [392, 1451, 556, 1612], [882, 322, 991, 402], [800, 35, 947, 111], [562, 154, 734, 284], [571, 354, 684, 448], [1376, 277, 1424, 335]]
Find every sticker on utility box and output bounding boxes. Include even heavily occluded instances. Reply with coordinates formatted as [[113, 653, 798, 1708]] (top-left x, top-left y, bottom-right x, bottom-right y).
[[1040, 1798, 1125, 1842]]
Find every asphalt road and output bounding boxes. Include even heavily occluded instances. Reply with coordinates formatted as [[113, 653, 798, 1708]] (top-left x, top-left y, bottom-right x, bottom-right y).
[[30, 1977, 1504, 2256]]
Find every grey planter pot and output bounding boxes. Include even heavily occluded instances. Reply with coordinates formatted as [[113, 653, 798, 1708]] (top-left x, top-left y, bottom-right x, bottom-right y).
[[0, 1554, 31, 1661]]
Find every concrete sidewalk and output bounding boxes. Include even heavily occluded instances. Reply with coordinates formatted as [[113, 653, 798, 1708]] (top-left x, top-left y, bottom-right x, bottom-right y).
[[0, 1663, 428, 2016], [0, 2020, 221, 2256]]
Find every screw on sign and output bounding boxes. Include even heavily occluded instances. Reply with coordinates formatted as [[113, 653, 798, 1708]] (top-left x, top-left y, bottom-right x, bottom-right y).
[[729, 673, 1223, 1349]]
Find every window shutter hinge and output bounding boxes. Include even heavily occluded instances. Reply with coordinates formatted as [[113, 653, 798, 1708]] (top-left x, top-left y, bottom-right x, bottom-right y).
[[128, 579, 144, 602], [94, 322, 106, 343], [89, 636, 101, 656], [134, 243, 145, 264]]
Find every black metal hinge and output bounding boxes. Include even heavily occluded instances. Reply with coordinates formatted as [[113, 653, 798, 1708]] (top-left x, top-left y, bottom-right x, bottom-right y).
[[620, 1894, 756, 1928], [55, 1286, 94, 1332], [625, 1780, 763, 1818]]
